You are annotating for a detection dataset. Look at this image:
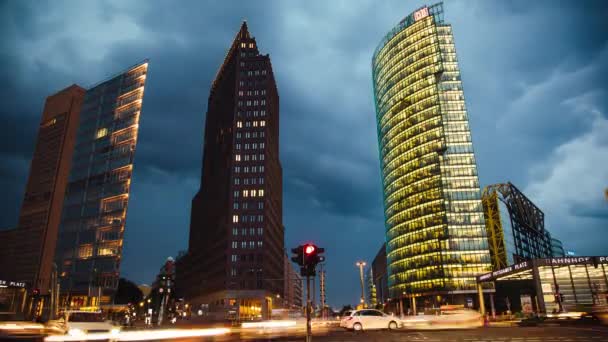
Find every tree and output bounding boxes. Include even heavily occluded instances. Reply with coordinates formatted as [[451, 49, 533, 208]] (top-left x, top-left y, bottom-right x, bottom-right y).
[[114, 278, 143, 304]]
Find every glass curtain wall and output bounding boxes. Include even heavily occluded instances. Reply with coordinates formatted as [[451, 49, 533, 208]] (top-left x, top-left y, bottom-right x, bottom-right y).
[[55, 62, 148, 307], [372, 3, 491, 301]]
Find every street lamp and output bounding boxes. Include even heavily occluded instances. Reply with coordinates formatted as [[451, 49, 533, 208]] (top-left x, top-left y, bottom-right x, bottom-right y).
[[355, 261, 366, 307]]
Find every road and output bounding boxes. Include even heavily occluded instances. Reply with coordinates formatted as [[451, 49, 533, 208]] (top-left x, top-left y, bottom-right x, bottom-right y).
[[302, 326, 608, 342], [2, 324, 608, 341]]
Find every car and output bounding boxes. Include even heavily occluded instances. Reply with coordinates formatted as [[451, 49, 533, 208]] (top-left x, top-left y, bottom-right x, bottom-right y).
[[338, 310, 352, 328], [47, 310, 121, 336], [341, 309, 399, 331]]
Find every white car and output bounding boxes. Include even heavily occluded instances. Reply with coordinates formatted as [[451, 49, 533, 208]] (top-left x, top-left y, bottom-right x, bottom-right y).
[[341, 309, 399, 331], [50, 311, 120, 336]]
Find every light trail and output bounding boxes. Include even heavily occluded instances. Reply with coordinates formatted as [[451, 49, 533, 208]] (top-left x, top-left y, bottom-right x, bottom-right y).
[[44, 327, 230, 341]]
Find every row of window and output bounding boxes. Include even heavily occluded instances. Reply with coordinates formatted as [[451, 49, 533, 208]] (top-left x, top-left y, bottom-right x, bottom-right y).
[[234, 177, 264, 186], [234, 153, 265, 161], [232, 227, 264, 236], [237, 110, 266, 118], [235, 142, 265, 151], [238, 90, 267, 96], [231, 241, 264, 249], [232, 214, 264, 223], [232, 201, 264, 210], [233, 165, 265, 173], [237, 99, 266, 107], [236, 131, 266, 140], [237, 120, 266, 128]]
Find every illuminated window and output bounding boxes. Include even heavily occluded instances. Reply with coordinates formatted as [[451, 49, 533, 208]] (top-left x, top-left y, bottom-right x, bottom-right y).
[[232, 215, 239, 223], [260, 120, 266, 127], [237, 121, 243, 128], [253, 121, 258, 127], [259, 189, 264, 197], [78, 245, 93, 259], [235, 154, 241, 161], [251, 190, 257, 197], [260, 154, 265, 160], [257, 241, 263, 248], [96, 128, 108, 139], [260, 143, 265, 149], [243, 190, 249, 197], [231, 255, 237, 262], [238, 91, 243, 96], [98, 243, 118, 256]]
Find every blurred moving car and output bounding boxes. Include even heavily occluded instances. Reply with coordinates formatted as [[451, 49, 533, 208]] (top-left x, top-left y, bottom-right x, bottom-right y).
[[401, 307, 483, 330], [341, 309, 399, 331], [0, 321, 46, 338], [46, 310, 120, 336]]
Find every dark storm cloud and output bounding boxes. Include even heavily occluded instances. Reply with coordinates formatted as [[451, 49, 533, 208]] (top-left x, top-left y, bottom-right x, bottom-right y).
[[1, 0, 607, 307]]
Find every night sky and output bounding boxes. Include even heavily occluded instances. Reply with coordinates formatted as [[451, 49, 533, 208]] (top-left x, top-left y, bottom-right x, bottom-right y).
[[1, 1, 607, 308]]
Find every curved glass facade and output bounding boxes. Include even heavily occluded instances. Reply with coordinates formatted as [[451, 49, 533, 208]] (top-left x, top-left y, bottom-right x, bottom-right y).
[[372, 3, 491, 301]]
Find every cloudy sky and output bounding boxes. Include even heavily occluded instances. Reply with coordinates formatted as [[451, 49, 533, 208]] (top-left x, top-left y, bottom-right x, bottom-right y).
[[1, 0, 607, 307]]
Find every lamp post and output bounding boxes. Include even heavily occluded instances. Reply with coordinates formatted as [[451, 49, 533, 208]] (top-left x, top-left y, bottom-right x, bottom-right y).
[[355, 261, 366, 307]]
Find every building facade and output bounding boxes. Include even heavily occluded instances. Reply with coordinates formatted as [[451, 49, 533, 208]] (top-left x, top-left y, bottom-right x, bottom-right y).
[[477, 256, 608, 314], [54, 61, 149, 308], [372, 3, 492, 307], [177, 22, 284, 320], [551, 238, 565, 258], [283, 254, 303, 310], [0, 85, 85, 318], [371, 244, 389, 305], [482, 182, 553, 270]]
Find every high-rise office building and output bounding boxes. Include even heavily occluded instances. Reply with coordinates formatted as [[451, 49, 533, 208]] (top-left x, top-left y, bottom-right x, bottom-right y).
[[54, 61, 149, 307], [0, 85, 85, 313], [372, 3, 492, 307], [176, 22, 283, 320]]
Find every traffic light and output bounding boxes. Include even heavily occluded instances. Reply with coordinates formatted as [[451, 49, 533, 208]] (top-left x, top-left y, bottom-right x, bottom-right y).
[[293, 243, 325, 277], [291, 246, 304, 266]]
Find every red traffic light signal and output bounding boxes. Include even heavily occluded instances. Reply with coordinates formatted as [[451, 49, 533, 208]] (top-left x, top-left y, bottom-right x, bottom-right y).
[[304, 245, 315, 255]]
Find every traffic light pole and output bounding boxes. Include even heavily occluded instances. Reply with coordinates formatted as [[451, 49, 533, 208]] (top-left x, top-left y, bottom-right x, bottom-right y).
[[306, 275, 312, 342]]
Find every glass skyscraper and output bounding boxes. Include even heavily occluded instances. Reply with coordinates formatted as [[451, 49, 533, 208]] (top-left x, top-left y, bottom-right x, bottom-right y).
[[54, 61, 148, 307], [372, 3, 491, 306]]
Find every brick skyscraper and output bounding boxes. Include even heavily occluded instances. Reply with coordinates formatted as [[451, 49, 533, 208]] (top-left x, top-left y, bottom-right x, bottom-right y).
[[177, 22, 283, 320], [0, 85, 85, 305]]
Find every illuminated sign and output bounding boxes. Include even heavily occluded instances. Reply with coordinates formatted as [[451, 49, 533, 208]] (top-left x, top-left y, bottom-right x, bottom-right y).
[[0, 279, 27, 288], [413, 7, 430, 21], [477, 261, 529, 282]]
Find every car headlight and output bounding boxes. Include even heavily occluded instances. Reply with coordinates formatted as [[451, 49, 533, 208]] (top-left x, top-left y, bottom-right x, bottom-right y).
[[68, 328, 85, 336], [110, 328, 120, 335]]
